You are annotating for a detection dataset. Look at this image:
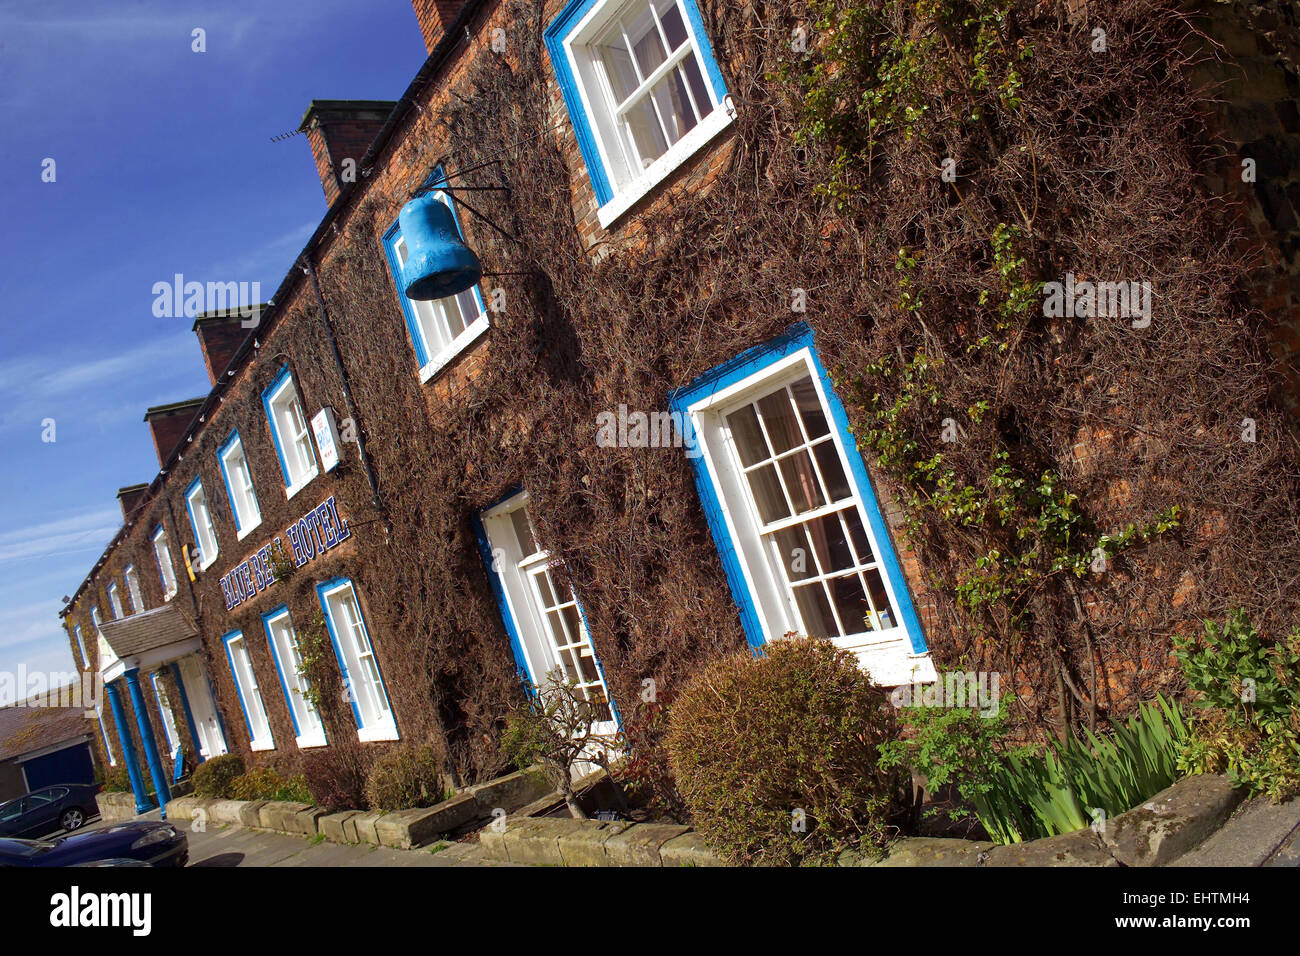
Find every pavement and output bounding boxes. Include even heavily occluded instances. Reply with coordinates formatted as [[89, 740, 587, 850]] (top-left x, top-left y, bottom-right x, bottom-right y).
[[77, 810, 518, 867], [1170, 795, 1300, 867]]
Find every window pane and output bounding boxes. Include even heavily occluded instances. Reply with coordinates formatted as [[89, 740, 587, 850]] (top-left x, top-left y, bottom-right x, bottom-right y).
[[772, 525, 814, 581], [598, 30, 640, 102], [533, 569, 556, 609], [808, 512, 854, 573], [746, 464, 789, 524], [812, 440, 851, 502], [726, 405, 768, 466], [757, 389, 801, 455], [680, 53, 711, 117], [864, 568, 897, 630], [830, 574, 870, 635], [623, 96, 669, 167], [792, 583, 836, 638], [790, 377, 829, 438], [629, 14, 667, 78], [561, 604, 583, 645], [658, 0, 688, 50], [778, 450, 826, 515], [844, 508, 873, 563], [649, 71, 699, 141]]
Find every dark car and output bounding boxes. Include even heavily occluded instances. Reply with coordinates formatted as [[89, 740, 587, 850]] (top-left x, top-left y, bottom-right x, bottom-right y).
[[0, 822, 187, 867], [0, 784, 100, 837]]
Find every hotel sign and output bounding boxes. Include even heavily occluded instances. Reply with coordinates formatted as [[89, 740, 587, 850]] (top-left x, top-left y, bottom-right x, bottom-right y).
[[220, 495, 352, 611]]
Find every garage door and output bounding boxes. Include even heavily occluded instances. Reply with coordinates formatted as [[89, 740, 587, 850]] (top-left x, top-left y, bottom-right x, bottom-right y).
[[22, 743, 95, 791]]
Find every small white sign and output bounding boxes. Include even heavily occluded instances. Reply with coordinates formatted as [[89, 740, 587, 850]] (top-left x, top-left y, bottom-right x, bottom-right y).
[[312, 406, 341, 472]]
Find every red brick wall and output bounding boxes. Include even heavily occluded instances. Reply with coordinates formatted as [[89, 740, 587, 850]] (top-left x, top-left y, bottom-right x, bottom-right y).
[[302, 103, 396, 206], [411, 0, 468, 53], [144, 404, 201, 468], [194, 317, 250, 386]]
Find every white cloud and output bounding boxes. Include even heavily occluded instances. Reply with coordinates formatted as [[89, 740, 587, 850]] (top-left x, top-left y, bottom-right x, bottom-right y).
[[0, 507, 121, 565]]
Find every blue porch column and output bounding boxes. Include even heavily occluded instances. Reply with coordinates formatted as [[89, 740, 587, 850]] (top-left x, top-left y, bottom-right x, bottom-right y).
[[124, 667, 172, 816], [170, 661, 204, 765], [105, 680, 153, 814]]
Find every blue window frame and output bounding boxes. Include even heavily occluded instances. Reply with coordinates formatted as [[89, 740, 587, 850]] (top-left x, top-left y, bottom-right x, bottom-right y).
[[261, 603, 326, 749], [316, 577, 398, 742], [217, 429, 262, 538], [382, 167, 489, 382], [545, 0, 732, 224], [668, 324, 936, 686], [184, 476, 219, 570], [221, 630, 274, 751], [261, 364, 319, 497]]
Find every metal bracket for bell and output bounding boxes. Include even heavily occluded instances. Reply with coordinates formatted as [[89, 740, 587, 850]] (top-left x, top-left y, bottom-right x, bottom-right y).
[[397, 193, 484, 301]]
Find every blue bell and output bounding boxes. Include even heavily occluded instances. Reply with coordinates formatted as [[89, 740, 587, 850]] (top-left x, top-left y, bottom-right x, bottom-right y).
[[397, 193, 483, 300]]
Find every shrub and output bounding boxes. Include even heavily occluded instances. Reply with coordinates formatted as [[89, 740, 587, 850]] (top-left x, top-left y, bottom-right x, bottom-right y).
[[229, 767, 286, 802], [274, 773, 312, 803], [302, 744, 370, 811], [363, 744, 450, 811], [1176, 611, 1300, 801], [102, 763, 132, 793], [501, 672, 621, 819], [666, 638, 903, 866], [882, 696, 1188, 844], [192, 753, 245, 798]]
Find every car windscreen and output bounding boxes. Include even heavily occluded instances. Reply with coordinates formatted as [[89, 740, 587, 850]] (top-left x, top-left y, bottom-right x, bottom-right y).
[[0, 838, 55, 860]]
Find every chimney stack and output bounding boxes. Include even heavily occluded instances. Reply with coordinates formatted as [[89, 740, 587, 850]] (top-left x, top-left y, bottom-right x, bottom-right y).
[[117, 484, 150, 522], [411, 1, 469, 54], [299, 100, 397, 207], [143, 399, 205, 468], [193, 310, 259, 386]]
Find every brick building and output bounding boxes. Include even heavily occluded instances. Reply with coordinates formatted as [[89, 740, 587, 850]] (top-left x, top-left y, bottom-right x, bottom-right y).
[[57, 0, 1300, 812]]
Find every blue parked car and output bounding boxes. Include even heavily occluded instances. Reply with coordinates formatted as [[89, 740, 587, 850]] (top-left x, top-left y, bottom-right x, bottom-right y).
[[0, 821, 187, 867], [0, 784, 100, 837]]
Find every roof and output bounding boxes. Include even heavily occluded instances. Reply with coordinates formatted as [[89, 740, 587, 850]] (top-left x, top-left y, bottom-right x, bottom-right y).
[[98, 604, 199, 660], [0, 698, 92, 764]]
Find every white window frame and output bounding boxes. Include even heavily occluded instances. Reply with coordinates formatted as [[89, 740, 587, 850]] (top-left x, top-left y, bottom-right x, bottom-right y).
[[388, 198, 490, 383], [224, 632, 274, 752], [219, 432, 262, 540], [124, 564, 143, 614], [73, 625, 88, 670], [685, 348, 937, 686], [481, 492, 618, 737], [263, 607, 327, 750], [185, 479, 219, 571], [106, 582, 123, 619], [264, 372, 319, 500], [150, 671, 181, 764], [153, 525, 179, 601], [318, 580, 398, 743], [96, 707, 116, 766], [561, 0, 735, 227]]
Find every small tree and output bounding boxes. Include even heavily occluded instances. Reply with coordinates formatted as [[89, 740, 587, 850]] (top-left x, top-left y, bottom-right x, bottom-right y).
[[501, 672, 621, 819]]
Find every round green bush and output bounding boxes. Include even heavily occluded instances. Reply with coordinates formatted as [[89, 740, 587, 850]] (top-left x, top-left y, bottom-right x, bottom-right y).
[[666, 638, 903, 866], [363, 745, 449, 811], [229, 767, 286, 801], [191, 753, 245, 799]]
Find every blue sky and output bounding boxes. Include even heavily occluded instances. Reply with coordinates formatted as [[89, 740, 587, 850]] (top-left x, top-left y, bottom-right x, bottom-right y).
[[0, 0, 428, 688]]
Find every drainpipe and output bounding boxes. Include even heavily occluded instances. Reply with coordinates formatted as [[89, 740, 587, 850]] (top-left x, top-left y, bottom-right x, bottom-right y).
[[300, 254, 390, 539]]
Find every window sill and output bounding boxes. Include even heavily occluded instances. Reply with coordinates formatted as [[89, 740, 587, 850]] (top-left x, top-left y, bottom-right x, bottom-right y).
[[357, 722, 400, 744], [250, 739, 275, 752], [295, 732, 327, 750], [197, 553, 219, 572], [418, 313, 490, 384], [285, 470, 319, 502], [235, 519, 262, 542], [596, 102, 736, 231]]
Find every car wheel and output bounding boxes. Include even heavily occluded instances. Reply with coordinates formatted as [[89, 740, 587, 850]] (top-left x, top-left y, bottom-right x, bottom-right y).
[[60, 808, 85, 831]]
